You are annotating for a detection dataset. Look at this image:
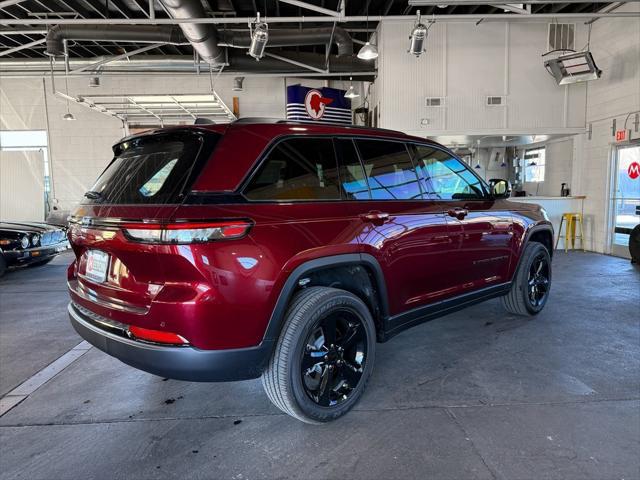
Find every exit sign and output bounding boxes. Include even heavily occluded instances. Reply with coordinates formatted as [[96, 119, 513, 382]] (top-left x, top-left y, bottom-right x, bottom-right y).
[[615, 130, 627, 142]]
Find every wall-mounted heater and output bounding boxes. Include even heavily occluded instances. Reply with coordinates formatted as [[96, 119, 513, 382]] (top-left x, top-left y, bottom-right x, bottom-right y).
[[544, 51, 602, 85]]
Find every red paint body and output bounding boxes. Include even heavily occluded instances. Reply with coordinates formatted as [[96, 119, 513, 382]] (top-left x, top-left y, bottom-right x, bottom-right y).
[[67, 122, 550, 351]]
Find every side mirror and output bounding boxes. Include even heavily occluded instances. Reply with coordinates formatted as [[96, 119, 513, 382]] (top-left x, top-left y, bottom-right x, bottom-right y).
[[489, 179, 512, 199]]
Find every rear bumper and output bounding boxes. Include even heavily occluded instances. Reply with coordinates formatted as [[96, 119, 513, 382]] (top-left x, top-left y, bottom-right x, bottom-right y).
[[68, 302, 273, 382]]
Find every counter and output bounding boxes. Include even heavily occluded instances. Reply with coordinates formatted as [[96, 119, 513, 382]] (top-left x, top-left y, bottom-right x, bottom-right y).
[[508, 196, 586, 250]]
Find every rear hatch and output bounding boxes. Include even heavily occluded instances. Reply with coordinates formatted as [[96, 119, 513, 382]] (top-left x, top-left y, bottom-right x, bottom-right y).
[[68, 128, 222, 318]]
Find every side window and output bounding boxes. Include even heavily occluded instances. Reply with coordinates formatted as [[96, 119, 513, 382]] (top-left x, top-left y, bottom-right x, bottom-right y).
[[355, 140, 423, 200], [413, 145, 487, 200], [335, 139, 370, 200], [244, 138, 341, 201]]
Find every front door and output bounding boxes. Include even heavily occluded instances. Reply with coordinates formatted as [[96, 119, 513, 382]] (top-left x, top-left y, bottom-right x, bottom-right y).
[[336, 138, 454, 317], [610, 144, 640, 258], [411, 144, 514, 295]]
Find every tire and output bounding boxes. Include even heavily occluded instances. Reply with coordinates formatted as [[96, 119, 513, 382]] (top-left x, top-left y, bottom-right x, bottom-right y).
[[0, 254, 6, 278], [262, 286, 376, 424], [502, 242, 552, 316]]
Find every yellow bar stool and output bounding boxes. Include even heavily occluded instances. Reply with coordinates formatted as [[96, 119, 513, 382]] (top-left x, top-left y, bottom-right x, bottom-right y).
[[555, 213, 585, 252]]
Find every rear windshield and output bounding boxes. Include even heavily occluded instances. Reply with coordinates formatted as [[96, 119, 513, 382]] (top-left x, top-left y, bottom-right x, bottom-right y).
[[84, 131, 217, 205]]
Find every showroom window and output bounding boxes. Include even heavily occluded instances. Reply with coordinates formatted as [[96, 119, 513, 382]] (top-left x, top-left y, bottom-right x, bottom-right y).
[[356, 139, 422, 200], [0, 130, 50, 192], [244, 138, 342, 201], [524, 147, 546, 183]]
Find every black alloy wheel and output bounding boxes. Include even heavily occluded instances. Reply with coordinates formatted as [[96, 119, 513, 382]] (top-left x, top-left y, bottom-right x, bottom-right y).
[[502, 242, 552, 316], [527, 252, 550, 308], [301, 310, 368, 407], [262, 286, 376, 423]]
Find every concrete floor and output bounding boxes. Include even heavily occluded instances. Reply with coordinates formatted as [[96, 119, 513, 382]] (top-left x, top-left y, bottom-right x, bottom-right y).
[[0, 251, 638, 480]]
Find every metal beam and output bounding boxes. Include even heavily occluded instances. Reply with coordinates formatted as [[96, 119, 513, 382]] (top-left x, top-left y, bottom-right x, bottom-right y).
[[1, 70, 377, 78], [0, 0, 27, 8], [490, 3, 530, 14], [278, 0, 341, 17], [0, 38, 45, 57], [0, 12, 638, 25], [264, 51, 327, 73], [409, 0, 626, 4], [70, 43, 167, 73]]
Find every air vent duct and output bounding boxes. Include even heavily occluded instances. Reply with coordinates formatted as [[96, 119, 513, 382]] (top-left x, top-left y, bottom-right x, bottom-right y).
[[159, 0, 225, 64], [425, 97, 444, 107], [548, 23, 575, 52], [486, 96, 506, 106]]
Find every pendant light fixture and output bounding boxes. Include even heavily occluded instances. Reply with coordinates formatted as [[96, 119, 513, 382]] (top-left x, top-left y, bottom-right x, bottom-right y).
[[62, 74, 76, 121], [344, 77, 359, 99], [357, 5, 378, 60], [248, 12, 268, 61], [357, 42, 378, 60], [408, 10, 429, 57]]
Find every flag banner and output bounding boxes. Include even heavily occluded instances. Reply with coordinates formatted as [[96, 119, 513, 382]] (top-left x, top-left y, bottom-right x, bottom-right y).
[[286, 85, 352, 125]]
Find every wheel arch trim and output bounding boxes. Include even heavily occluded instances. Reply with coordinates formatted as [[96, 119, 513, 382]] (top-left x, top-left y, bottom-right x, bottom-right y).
[[512, 222, 554, 281], [261, 253, 389, 345]]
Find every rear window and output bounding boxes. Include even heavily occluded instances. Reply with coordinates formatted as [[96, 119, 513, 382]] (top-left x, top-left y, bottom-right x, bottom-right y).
[[84, 131, 215, 205], [244, 138, 342, 201]]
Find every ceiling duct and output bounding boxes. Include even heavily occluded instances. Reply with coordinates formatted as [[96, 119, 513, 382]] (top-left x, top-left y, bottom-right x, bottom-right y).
[[219, 27, 353, 57], [159, 0, 225, 64], [45, 25, 187, 57]]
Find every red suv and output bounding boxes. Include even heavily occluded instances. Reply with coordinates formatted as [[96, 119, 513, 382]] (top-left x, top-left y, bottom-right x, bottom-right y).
[[67, 120, 553, 423]]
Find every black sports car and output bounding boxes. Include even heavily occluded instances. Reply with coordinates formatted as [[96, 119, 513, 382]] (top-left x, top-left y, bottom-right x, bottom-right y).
[[0, 221, 70, 277]]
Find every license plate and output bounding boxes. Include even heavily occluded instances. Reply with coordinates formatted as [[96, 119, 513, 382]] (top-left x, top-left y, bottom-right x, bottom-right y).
[[85, 250, 109, 283]]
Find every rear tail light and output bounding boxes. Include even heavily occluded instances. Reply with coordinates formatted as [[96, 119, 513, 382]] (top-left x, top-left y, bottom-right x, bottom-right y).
[[122, 220, 252, 244], [128, 325, 189, 345]]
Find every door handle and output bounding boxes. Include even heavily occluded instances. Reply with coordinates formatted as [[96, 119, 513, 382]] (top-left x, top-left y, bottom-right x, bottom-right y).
[[447, 208, 468, 220], [361, 211, 390, 225]]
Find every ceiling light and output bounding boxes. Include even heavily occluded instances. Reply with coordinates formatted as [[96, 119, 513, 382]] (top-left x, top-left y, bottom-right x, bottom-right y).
[[357, 41, 378, 61], [248, 14, 268, 61], [63, 112, 76, 121], [409, 10, 429, 57], [344, 86, 359, 99], [544, 51, 602, 85], [344, 77, 359, 99]]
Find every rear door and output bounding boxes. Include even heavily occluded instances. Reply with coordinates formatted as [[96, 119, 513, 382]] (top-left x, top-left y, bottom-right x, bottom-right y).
[[412, 144, 514, 293], [339, 138, 453, 317]]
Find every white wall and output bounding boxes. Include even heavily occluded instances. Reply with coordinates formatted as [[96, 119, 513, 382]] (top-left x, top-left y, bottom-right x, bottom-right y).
[[1, 74, 353, 213], [376, 19, 588, 137], [570, 2, 640, 253]]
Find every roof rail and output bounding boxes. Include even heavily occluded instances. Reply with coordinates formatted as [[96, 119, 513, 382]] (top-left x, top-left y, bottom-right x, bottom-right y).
[[232, 117, 284, 124], [230, 117, 406, 136]]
